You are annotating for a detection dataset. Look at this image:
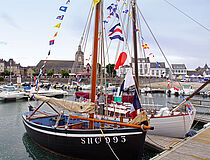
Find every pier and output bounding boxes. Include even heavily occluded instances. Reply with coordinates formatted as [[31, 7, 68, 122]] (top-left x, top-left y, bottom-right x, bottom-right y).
[[150, 126, 210, 160], [145, 116, 210, 160]]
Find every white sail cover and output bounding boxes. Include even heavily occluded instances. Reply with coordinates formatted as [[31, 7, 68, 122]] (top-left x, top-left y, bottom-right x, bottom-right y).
[[31, 94, 95, 113]]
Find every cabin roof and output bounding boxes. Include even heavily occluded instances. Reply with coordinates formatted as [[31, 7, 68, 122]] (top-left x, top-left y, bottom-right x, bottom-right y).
[[172, 64, 186, 69]]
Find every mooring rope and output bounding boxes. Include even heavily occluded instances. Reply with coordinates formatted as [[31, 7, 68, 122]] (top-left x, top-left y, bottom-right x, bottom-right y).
[[146, 135, 166, 149], [100, 128, 120, 160]]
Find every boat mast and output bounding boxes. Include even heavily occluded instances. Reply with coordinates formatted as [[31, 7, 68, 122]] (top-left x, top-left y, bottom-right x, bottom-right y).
[[89, 1, 101, 128], [91, 1, 100, 103], [131, 0, 140, 94]]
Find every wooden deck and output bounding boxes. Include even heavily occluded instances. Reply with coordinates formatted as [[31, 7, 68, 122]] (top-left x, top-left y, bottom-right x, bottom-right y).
[[145, 135, 183, 152], [150, 126, 210, 160]]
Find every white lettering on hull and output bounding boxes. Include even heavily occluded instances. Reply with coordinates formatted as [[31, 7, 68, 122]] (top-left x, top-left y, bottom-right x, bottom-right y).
[[81, 136, 126, 144]]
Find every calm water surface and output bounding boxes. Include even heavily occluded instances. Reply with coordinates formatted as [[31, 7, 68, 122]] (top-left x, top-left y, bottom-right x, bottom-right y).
[[0, 93, 209, 160]]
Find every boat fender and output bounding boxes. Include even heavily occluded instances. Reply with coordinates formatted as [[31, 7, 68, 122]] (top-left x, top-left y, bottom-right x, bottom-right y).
[[35, 86, 39, 91], [185, 130, 197, 137], [28, 105, 34, 112], [204, 122, 210, 128]]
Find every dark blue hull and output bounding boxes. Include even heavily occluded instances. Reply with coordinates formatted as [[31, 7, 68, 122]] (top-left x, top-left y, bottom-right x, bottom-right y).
[[22, 114, 146, 160]]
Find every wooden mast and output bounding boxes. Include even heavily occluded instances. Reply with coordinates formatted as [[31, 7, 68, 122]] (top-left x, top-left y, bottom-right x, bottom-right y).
[[90, 1, 100, 128], [132, 0, 140, 95], [91, 2, 100, 103]]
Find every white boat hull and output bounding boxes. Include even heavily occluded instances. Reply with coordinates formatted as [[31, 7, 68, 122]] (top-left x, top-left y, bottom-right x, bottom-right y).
[[148, 113, 195, 138]]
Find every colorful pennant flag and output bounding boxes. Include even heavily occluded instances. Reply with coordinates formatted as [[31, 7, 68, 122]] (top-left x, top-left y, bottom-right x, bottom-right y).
[[149, 53, 154, 57], [142, 44, 149, 49], [109, 23, 124, 41], [135, 29, 140, 32], [167, 80, 170, 88], [130, 90, 141, 119], [115, 52, 127, 70], [156, 61, 160, 68], [123, 9, 128, 14], [54, 32, 58, 37], [107, 3, 119, 19], [110, 35, 124, 41], [66, 0, 70, 4], [103, 20, 108, 23], [59, 6, 68, 12], [77, 77, 82, 84], [56, 15, 64, 20], [93, 0, 100, 7], [123, 2, 127, 7], [187, 103, 192, 113], [54, 23, 61, 28], [108, 28, 122, 36], [49, 40, 55, 45], [174, 87, 179, 91]]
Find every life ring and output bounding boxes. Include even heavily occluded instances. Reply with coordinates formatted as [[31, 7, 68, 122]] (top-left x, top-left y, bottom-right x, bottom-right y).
[[35, 86, 39, 91]]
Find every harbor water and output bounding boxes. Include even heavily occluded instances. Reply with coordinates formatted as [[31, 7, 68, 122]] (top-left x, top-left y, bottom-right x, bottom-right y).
[[0, 93, 209, 160]]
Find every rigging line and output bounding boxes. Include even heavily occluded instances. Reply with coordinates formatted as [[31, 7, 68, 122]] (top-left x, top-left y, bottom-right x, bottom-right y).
[[163, 0, 210, 33], [136, 6, 174, 77], [80, 1, 94, 48], [137, 6, 185, 91], [82, 7, 94, 52], [117, 0, 132, 60]]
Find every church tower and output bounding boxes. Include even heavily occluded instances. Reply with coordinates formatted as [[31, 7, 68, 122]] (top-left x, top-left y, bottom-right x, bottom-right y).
[[75, 45, 84, 72]]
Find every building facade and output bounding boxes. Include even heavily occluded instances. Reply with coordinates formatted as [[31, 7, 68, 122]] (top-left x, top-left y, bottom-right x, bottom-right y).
[[171, 64, 187, 79], [0, 59, 4, 73], [35, 45, 85, 75], [130, 57, 167, 78]]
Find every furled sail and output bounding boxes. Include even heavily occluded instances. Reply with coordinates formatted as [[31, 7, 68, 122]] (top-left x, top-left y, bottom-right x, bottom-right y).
[[30, 94, 95, 113]]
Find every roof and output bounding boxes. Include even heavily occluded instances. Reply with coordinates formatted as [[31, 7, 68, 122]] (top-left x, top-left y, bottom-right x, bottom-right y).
[[36, 60, 75, 69], [131, 57, 150, 63], [187, 70, 201, 76], [172, 64, 186, 69], [150, 62, 165, 68]]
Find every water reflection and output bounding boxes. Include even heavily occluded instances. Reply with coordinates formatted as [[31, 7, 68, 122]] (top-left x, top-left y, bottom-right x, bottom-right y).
[[22, 133, 70, 160]]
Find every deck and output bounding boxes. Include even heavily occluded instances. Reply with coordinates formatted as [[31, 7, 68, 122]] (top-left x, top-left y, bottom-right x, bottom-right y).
[[149, 126, 210, 160]]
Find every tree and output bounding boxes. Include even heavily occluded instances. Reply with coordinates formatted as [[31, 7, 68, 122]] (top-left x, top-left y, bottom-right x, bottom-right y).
[[106, 64, 116, 77], [61, 70, 69, 77], [47, 70, 54, 76], [32, 72, 39, 77], [1, 70, 13, 76]]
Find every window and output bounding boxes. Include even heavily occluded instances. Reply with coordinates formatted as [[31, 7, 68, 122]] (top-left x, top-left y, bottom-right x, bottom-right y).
[[156, 70, 159, 76], [144, 69, 147, 74], [145, 64, 147, 68], [140, 64, 142, 68], [140, 69, 143, 75], [152, 70, 154, 75]]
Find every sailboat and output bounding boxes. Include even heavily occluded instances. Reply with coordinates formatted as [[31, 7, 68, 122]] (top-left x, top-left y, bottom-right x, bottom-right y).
[[22, 1, 153, 159], [73, 0, 210, 139]]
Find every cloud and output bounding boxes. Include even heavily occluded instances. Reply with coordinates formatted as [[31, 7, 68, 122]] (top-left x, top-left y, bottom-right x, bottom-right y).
[[0, 41, 7, 45], [0, 13, 21, 29]]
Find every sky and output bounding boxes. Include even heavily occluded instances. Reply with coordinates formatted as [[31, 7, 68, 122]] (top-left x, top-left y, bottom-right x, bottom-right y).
[[0, 0, 209, 70]]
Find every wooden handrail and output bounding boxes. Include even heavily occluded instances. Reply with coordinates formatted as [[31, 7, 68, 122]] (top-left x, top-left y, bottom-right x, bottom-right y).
[[70, 115, 154, 130]]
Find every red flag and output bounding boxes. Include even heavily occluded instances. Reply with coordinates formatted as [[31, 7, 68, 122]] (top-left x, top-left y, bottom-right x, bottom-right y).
[[142, 44, 149, 49], [174, 87, 179, 91], [115, 52, 127, 70]]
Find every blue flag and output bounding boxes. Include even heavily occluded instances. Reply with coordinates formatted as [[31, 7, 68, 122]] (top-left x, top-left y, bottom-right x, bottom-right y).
[[56, 15, 64, 20], [110, 35, 124, 41], [132, 90, 141, 110], [119, 80, 125, 96], [59, 6, 68, 12], [109, 23, 121, 32]]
